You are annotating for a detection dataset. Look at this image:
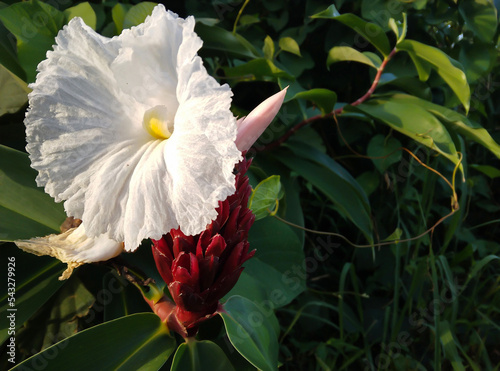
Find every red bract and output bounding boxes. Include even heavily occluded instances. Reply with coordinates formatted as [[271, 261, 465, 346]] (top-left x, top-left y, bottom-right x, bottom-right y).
[[152, 158, 255, 336]]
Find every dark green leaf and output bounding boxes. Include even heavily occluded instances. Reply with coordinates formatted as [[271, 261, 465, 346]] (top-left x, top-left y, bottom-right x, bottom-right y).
[[171, 340, 235, 371], [272, 143, 373, 243], [0, 0, 64, 82], [292, 89, 337, 115], [367, 134, 402, 173], [63, 2, 96, 30], [459, 0, 498, 42], [223, 58, 293, 81], [0, 243, 65, 344], [310, 4, 340, 18], [195, 24, 260, 59], [12, 314, 175, 370], [0, 21, 25, 80], [397, 40, 470, 112], [16, 276, 94, 352], [470, 164, 500, 179], [220, 296, 279, 371], [312, 8, 391, 56], [228, 217, 306, 308], [0, 145, 66, 241], [348, 96, 464, 173]]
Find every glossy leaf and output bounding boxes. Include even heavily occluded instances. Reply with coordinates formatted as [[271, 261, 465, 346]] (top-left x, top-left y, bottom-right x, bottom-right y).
[[16, 276, 94, 352], [123, 2, 156, 29], [0, 0, 64, 82], [220, 296, 279, 371], [12, 314, 175, 371], [171, 340, 235, 371], [0, 63, 29, 115], [248, 175, 282, 220], [327, 46, 380, 69], [195, 24, 260, 59], [310, 4, 340, 18], [397, 39, 470, 112], [0, 21, 25, 80], [0, 243, 65, 344], [0, 145, 66, 241], [279, 37, 301, 56], [367, 134, 402, 173], [227, 217, 306, 308], [459, 0, 498, 42], [470, 164, 500, 179], [386, 94, 500, 159], [292, 88, 337, 115], [63, 2, 96, 30], [312, 7, 391, 56], [349, 97, 464, 174], [223, 58, 293, 81], [271, 143, 373, 243]]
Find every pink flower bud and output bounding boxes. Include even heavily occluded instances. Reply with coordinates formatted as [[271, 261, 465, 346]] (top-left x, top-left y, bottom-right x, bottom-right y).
[[235, 87, 288, 152]]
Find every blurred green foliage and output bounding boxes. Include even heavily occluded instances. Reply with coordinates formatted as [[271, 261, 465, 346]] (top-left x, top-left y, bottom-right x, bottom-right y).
[[1, 0, 500, 370]]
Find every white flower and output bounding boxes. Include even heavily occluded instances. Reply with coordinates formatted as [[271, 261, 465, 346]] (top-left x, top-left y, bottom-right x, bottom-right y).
[[25, 5, 241, 252], [16, 224, 124, 280]]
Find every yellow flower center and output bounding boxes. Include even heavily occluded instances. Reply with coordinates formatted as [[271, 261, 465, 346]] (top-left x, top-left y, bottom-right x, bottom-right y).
[[143, 105, 174, 140]]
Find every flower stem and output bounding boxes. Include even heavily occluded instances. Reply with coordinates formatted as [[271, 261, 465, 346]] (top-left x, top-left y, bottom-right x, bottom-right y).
[[259, 47, 398, 151]]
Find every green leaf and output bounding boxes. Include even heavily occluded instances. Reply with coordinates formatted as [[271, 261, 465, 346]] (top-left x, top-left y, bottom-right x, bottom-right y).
[[0, 0, 65, 83], [458, 42, 496, 83], [0, 21, 26, 80], [63, 2, 96, 30], [388, 13, 407, 44], [279, 37, 301, 57], [439, 320, 465, 371], [171, 340, 235, 371], [327, 46, 381, 69], [292, 88, 337, 115], [16, 276, 94, 352], [0, 145, 66, 241], [123, 2, 156, 29], [112, 3, 131, 34], [271, 142, 373, 243], [220, 296, 279, 371], [367, 134, 402, 173], [459, 0, 498, 42], [249, 175, 282, 220], [312, 7, 391, 56], [397, 39, 470, 112], [12, 314, 175, 370], [386, 94, 500, 159], [310, 4, 340, 18], [263, 35, 275, 60], [227, 217, 306, 309], [0, 63, 29, 115], [195, 24, 260, 59], [348, 97, 464, 175], [470, 164, 500, 179], [0, 243, 65, 344], [223, 58, 293, 81]]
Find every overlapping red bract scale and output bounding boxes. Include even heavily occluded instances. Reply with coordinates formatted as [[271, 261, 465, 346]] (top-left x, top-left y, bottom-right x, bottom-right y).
[[152, 158, 255, 332]]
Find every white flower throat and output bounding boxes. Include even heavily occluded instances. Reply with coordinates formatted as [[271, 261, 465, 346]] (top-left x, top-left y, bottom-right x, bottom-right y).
[[143, 105, 174, 139]]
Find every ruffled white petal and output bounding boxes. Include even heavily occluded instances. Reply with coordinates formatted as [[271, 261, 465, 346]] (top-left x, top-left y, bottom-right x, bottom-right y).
[[15, 224, 124, 280], [25, 5, 241, 250]]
